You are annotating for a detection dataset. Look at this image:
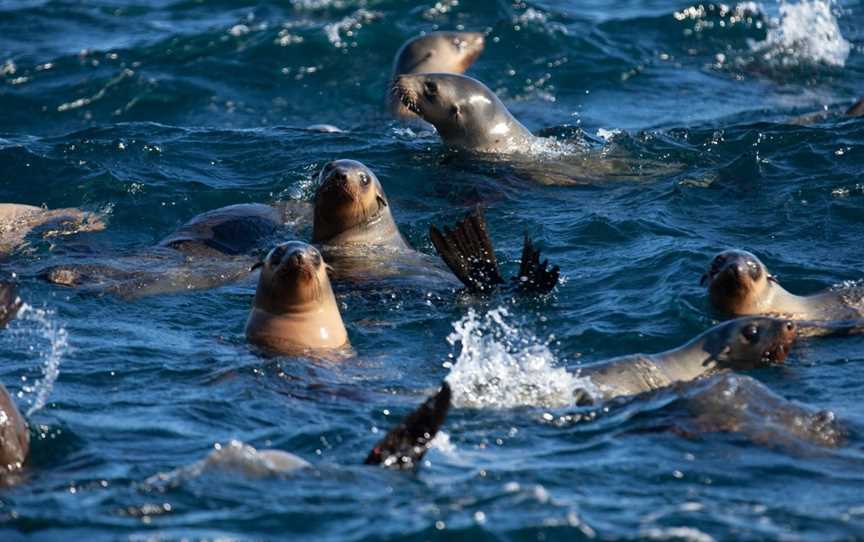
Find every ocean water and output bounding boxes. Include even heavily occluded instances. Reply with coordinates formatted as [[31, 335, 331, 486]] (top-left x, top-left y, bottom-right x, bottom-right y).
[[1, 0, 864, 540]]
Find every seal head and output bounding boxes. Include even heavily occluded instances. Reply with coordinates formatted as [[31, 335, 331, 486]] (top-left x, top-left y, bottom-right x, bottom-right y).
[[312, 160, 396, 246], [392, 73, 533, 152], [245, 241, 348, 355], [392, 32, 485, 78], [701, 317, 797, 369], [702, 250, 775, 315]]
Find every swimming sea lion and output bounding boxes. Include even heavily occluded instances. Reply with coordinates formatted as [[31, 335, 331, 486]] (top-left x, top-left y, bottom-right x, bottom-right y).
[[430, 207, 560, 294], [392, 73, 534, 153], [388, 32, 485, 119], [668, 373, 846, 449], [576, 317, 797, 404], [157, 383, 452, 481], [42, 203, 286, 298], [0, 282, 30, 477], [245, 241, 349, 356], [0, 203, 104, 255], [701, 249, 864, 335]]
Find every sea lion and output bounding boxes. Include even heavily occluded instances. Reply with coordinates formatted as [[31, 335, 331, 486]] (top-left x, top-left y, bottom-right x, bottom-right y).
[[312, 160, 408, 251], [430, 207, 560, 294], [310, 159, 458, 286], [245, 241, 349, 356], [0, 203, 104, 255], [576, 317, 797, 404], [153, 383, 451, 483], [392, 73, 534, 153], [388, 31, 485, 119], [701, 249, 864, 335], [42, 203, 286, 298], [0, 282, 30, 477], [667, 373, 846, 449]]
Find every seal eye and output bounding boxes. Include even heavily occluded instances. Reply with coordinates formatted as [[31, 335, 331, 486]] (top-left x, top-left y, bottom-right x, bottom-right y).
[[359, 173, 370, 186], [742, 324, 760, 343], [746, 260, 761, 279], [268, 245, 287, 265], [424, 81, 438, 98]]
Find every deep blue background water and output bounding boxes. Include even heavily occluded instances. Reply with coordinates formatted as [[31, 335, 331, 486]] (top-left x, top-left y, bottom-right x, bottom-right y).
[[1, 0, 864, 540]]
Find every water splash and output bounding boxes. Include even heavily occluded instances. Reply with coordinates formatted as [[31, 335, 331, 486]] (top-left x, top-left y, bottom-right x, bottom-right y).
[[749, 0, 850, 67], [9, 303, 67, 417], [444, 308, 595, 409]]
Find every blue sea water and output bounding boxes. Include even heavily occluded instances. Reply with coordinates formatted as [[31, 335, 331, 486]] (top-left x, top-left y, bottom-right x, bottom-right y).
[[1, 0, 864, 540]]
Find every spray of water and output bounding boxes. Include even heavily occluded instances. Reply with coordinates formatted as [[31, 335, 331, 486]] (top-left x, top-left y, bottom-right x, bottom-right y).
[[9, 303, 68, 417], [444, 308, 596, 409], [750, 0, 850, 67]]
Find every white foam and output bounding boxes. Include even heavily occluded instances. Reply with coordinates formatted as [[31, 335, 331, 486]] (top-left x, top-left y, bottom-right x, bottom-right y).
[[323, 9, 381, 49], [444, 308, 595, 409], [750, 0, 850, 67], [7, 303, 67, 417]]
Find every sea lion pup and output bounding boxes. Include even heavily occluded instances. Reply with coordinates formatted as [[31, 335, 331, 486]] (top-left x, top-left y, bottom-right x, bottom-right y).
[[156, 383, 451, 481], [665, 373, 846, 449], [701, 249, 864, 335], [42, 203, 285, 298], [388, 31, 485, 119], [245, 241, 349, 356], [392, 73, 534, 153], [429, 207, 560, 294], [0, 282, 30, 477], [575, 317, 798, 405], [0, 203, 104, 255]]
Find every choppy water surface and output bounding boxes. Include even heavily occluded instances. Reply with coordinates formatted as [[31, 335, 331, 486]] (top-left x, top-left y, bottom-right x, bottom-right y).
[[1, 0, 863, 540]]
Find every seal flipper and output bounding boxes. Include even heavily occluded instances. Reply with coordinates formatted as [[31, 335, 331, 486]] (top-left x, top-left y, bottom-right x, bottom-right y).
[[846, 97, 864, 117], [364, 383, 451, 469], [513, 235, 560, 294], [0, 282, 22, 329], [429, 208, 505, 293]]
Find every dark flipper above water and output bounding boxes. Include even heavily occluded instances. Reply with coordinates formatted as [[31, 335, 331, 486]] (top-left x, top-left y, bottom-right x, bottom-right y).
[[430, 208, 559, 294], [430, 208, 504, 293], [0, 282, 22, 329], [846, 97, 864, 117], [364, 383, 451, 469], [513, 235, 560, 294]]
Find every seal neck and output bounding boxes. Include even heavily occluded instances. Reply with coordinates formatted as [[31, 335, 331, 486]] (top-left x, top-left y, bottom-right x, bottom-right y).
[[653, 337, 721, 383]]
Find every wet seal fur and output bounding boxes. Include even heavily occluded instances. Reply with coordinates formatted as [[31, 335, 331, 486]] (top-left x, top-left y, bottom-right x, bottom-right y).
[[0, 203, 104, 255], [42, 203, 286, 298], [392, 73, 534, 153], [576, 317, 798, 404], [245, 241, 349, 356], [0, 282, 30, 478], [702, 249, 864, 336], [388, 32, 485, 119]]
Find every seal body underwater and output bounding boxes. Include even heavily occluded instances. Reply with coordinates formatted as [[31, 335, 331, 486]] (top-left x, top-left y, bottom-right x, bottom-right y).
[[702, 249, 864, 335], [576, 317, 797, 404], [388, 32, 485, 119], [392, 73, 534, 153], [245, 241, 349, 356], [0, 203, 104, 256], [42, 203, 287, 298]]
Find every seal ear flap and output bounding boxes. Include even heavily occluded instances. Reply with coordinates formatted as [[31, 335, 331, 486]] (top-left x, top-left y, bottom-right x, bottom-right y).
[[376, 193, 388, 208], [767, 274, 779, 284], [250, 260, 264, 272], [364, 382, 452, 470], [449, 104, 461, 118], [699, 273, 709, 286]]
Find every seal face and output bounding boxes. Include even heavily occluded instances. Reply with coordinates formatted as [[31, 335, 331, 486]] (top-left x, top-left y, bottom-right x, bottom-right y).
[[391, 73, 534, 152], [245, 241, 349, 355], [389, 32, 485, 119], [702, 317, 797, 369], [312, 160, 405, 248], [702, 250, 774, 316]]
